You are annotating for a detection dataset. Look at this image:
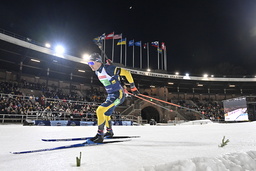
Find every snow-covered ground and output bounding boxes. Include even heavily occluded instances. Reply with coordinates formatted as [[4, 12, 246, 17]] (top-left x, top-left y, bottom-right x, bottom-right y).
[[0, 120, 256, 171]]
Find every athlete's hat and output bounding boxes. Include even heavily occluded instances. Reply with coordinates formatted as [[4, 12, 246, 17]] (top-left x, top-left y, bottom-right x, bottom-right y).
[[89, 53, 102, 63]]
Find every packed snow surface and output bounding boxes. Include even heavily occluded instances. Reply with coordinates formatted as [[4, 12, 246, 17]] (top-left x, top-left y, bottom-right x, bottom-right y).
[[1, 120, 256, 171]]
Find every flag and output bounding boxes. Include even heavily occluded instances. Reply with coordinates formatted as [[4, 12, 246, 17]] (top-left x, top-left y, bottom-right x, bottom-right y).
[[93, 36, 102, 47], [151, 41, 159, 47], [135, 41, 141, 47], [113, 34, 122, 39], [143, 43, 147, 49], [93, 37, 103, 50], [99, 33, 106, 40], [105, 32, 114, 39], [129, 40, 134, 46], [93, 36, 100, 43], [117, 38, 126, 45], [161, 42, 165, 50], [157, 47, 162, 53]]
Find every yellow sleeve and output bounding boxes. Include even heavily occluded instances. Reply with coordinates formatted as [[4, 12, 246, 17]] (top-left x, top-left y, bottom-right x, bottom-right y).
[[118, 68, 134, 83]]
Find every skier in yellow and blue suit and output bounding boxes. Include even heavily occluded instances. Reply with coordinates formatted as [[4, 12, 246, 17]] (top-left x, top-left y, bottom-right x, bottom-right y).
[[86, 53, 140, 143]]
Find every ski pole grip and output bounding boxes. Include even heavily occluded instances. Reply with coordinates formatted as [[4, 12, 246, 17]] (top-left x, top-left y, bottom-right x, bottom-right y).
[[130, 82, 136, 88]]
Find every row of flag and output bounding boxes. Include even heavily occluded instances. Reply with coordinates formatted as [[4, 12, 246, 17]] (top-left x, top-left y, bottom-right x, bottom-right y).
[[93, 32, 168, 71], [93, 32, 166, 53]]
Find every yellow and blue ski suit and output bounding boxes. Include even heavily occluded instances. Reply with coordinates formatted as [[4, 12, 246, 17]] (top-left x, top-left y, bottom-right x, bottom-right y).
[[95, 64, 135, 132]]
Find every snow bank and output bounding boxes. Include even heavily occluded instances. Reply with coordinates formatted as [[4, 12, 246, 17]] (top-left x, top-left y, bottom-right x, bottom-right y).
[[141, 151, 256, 171]]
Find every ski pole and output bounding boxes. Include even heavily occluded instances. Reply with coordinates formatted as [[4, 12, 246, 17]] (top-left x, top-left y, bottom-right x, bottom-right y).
[[128, 92, 173, 112], [139, 94, 180, 107], [93, 38, 113, 64], [138, 94, 202, 114]]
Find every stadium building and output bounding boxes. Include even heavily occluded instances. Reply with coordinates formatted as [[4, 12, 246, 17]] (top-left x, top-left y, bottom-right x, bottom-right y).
[[1, 29, 256, 124]]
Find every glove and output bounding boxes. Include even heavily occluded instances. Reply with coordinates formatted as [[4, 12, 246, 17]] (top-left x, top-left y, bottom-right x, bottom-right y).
[[123, 85, 129, 97], [130, 83, 140, 95]]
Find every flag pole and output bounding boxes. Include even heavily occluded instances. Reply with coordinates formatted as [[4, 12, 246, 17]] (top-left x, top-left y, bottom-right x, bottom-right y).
[[140, 41, 142, 69], [147, 43, 150, 70], [125, 38, 127, 66], [100, 40, 104, 59], [161, 51, 164, 70], [132, 40, 135, 68], [120, 37, 122, 64], [103, 38, 106, 63], [165, 46, 167, 71], [112, 31, 115, 62], [157, 43, 160, 70]]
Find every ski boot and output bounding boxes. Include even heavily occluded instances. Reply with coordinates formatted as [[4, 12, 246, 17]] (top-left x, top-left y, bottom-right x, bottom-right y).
[[104, 129, 114, 138], [87, 133, 104, 144]]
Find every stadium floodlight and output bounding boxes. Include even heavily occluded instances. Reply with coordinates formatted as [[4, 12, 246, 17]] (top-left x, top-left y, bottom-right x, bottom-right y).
[[54, 45, 65, 55], [82, 54, 90, 61], [183, 73, 191, 79], [202, 74, 209, 80], [45, 43, 51, 48]]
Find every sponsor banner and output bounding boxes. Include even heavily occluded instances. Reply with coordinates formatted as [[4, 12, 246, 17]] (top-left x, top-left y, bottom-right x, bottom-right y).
[[33, 120, 133, 126], [80, 121, 96, 126], [113, 121, 133, 126], [129, 70, 183, 79], [67, 121, 80, 126], [50, 120, 68, 126], [35, 120, 51, 126], [121, 121, 133, 126], [129, 69, 256, 82]]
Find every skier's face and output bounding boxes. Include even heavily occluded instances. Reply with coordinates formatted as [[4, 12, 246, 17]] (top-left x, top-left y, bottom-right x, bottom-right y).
[[88, 61, 102, 71]]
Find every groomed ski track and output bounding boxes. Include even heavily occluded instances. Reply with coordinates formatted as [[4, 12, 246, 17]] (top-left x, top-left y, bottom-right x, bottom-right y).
[[1, 121, 256, 171]]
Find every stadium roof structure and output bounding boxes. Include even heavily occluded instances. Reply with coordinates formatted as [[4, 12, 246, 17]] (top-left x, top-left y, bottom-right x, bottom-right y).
[[1, 30, 256, 95]]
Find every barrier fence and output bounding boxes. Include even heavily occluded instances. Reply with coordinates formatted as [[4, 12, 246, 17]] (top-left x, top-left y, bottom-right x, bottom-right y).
[[0, 111, 138, 124], [0, 112, 97, 124]]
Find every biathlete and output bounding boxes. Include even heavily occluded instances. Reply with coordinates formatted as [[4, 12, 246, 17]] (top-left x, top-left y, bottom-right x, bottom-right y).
[[86, 53, 140, 143]]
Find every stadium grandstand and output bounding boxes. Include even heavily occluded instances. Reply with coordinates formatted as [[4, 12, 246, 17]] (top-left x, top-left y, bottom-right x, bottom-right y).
[[1, 28, 256, 125]]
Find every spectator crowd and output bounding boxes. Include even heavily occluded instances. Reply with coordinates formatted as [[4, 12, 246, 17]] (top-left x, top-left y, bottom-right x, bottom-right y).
[[0, 81, 104, 121], [1, 80, 226, 122], [170, 98, 225, 121]]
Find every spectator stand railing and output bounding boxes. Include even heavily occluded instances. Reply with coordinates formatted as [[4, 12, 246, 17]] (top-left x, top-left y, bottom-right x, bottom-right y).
[[0, 111, 98, 123], [43, 97, 98, 106], [0, 114, 25, 123]]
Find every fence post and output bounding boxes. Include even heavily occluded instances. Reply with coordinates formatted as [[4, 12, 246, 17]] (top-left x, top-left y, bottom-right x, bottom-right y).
[[2, 114, 5, 123]]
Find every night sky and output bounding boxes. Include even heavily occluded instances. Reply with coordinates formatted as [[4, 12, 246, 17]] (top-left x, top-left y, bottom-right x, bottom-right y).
[[1, 0, 256, 76]]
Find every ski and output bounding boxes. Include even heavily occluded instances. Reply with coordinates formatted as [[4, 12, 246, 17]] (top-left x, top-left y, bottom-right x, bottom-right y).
[[42, 135, 140, 142], [11, 140, 129, 154]]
